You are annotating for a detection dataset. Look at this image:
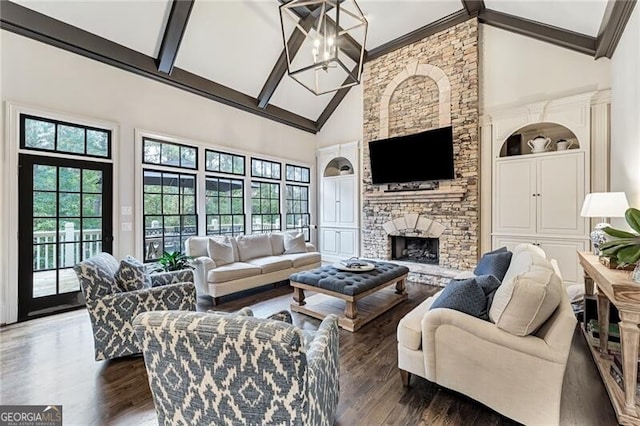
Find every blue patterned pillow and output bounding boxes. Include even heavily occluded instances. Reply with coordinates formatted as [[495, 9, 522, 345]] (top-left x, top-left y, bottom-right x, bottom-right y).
[[474, 250, 512, 281], [430, 278, 487, 319], [114, 256, 151, 292], [474, 274, 502, 312]]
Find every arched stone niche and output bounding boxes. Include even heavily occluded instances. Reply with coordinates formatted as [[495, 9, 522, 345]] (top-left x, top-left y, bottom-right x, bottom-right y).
[[378, 61, 451, 139], [499, 122, 580, 157], [323, 156, 354, 177]]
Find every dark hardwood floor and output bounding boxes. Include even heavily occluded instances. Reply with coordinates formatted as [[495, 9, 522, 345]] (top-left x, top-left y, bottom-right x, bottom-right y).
[[0, 282, 618, 425]]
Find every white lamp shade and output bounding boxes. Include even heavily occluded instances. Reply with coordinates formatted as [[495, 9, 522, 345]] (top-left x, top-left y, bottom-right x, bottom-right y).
[[580, 192, 629, 217]]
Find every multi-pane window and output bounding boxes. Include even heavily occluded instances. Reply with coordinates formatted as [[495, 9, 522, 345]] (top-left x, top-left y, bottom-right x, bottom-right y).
[[206, 150, 245, 175], [285, 164, 310, 183], [251, 181, 280, 233], [21, 114, 110, 158], [143, 170, 197, 260], [285, 184, 310, 240], [143, 138, 197, 169], [206, 177, 245, 236], [251, 158, 281, 180]]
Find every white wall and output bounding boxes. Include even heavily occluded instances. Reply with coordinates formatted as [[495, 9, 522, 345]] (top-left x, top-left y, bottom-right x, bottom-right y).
[[480, 24, 611, 113], [611, 5, 640, 220], [0, 31, 317, 323]]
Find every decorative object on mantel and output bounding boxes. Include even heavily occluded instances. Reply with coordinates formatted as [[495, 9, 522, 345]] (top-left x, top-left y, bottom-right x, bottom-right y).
[[580, 192, 629, 255], [600, 207, 640, 283], [279, 0, 368, 95], [527, 135, 551, 153]]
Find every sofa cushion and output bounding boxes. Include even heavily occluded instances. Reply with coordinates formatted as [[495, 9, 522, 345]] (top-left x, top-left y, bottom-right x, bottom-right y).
[[430, 278, 488, 320], [502, 247, 551, 284], [489, 260, 563, 336], [397, 290, 443, 350], [269, 232, 286, 255], [114, 255, 151, 292], [246, 256, 292, 274], [207, 237, 235, 266], [281, 252, 321, 268], [474, 250, 512, 281], [513, 243, 546, 258], [236, 233, 273, 261], [207, 262, 262, 283], [284, 232, 307, 254], [186, 236, 210, 258]]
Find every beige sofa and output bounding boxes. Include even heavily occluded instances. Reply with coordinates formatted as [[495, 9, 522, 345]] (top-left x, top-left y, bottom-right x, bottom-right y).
[[185, 232, 321, 302], [397, 244, 577, 425]]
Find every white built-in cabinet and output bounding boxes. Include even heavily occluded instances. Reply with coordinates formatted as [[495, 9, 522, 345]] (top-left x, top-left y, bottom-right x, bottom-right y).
[[487, 92, 609, 286], [317, 142, 360, 262]]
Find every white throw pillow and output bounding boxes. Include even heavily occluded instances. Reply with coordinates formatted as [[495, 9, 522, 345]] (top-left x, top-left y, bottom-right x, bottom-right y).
[[284, 233, 307, 254], [236, 233, 273, 261], [207, 237, 234, 266], [489, 260, 563, 336]]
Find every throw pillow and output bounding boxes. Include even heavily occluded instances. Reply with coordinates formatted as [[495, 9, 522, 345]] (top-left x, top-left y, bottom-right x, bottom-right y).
[[207, 237, 235, 266], [473, 274, 502, 314], [489, 261, 563, 336], [430, 278, 488, 319], [474, 250, 513, 281], [114, 256, 151, 292], [284, 233, 307, 254]]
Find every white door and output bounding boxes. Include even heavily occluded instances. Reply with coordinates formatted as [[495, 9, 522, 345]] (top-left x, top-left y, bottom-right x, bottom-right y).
[[338, 177, 356, 227], [494, 158, 536, 235], [538, 239, 587, 286], [321, 179, 338, 225], [537, 152, 586, 236]]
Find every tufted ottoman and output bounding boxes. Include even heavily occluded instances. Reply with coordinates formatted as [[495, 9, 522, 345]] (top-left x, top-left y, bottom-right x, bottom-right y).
[[289, 261, 409, 331]]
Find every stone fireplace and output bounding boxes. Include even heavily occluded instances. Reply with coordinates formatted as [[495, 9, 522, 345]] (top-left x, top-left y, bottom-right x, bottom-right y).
[[360, 18, 479, 284]]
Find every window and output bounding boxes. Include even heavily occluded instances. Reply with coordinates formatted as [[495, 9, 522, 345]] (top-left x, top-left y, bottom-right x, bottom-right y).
[[286, 164, 310, 183], [143, 170, 197, 260], [251, 158, 281, 180], [206, 177, 245, 236], [251, 181, 280, 233], [206, 150, 245, 175], [285, 184, 310, 240], [21, 114, 111, 158], [143, 138, 197, 169]]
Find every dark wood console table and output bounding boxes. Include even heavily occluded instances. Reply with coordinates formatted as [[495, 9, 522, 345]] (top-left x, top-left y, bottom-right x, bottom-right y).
[[578, 251, 640, 425]]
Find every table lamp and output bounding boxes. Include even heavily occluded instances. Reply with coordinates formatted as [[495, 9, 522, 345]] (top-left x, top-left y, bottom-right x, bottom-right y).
[[580, 192, 629, 255]]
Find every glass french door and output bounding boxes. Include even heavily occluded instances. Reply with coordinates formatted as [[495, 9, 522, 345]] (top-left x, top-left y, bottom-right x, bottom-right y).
[[18, 154, 113, 320]]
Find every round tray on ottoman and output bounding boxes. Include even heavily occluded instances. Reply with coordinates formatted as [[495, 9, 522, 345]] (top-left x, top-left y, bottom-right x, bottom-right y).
[[333, 262, 375, 272]]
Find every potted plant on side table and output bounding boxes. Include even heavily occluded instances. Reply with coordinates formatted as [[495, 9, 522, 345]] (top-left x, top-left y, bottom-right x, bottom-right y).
[[600, 207, 640, 282]]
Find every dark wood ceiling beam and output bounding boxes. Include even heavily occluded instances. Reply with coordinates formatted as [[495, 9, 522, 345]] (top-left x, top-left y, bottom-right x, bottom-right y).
[[257, 14, 316, 109], [315, 67, 358, 131], [461, 0, 485, 17], [367, 10, 469, 62], [478, 9, 597, 56], [156, 0, 194, 74], [0, 1, 317, 133], [595, 0, 637, 59]]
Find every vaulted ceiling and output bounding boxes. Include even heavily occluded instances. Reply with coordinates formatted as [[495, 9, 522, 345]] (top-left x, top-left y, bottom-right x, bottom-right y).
[[0, 0, 635, 133]]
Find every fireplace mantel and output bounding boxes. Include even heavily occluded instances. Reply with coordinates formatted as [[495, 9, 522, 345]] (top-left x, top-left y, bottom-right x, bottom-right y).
[[364, 188, 466, 203]]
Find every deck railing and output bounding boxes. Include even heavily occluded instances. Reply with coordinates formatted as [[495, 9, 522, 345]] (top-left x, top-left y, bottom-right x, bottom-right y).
[[33, 223, 102, 270]]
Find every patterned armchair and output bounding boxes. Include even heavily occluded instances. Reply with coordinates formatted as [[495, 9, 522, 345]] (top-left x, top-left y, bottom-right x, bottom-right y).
[[73, 252, 197, 361], [133, 309, 340, 426]]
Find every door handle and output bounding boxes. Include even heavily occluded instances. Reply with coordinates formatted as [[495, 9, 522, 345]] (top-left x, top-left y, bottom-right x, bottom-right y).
[[104, 235, 114, 243]]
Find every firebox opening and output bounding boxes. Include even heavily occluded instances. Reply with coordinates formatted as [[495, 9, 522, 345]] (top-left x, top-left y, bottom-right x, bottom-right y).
[[391, 236, 439, 265]]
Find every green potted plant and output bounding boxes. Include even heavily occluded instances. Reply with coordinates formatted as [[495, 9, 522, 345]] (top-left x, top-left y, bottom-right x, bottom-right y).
[[152, 251, 194, 272], [600, 207, 640, 281]]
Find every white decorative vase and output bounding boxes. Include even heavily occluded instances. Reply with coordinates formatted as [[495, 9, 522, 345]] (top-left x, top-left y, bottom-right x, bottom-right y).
[[632, 263, 640, 283]]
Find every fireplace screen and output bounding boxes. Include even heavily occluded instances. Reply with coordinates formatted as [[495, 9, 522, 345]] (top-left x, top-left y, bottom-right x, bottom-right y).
[[391, 236, 439, 265]]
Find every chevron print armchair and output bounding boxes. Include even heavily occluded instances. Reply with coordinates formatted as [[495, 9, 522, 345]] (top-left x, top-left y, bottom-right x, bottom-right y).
[[73, 252, 197, 361], [133, 309, 340, 426]]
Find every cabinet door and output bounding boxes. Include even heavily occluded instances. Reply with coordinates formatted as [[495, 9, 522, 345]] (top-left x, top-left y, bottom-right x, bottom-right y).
[[537, 153, 586, 236], [321, 179, 338, 225], [494, 159, 536, 235], [338, 178, 356, 227], [337, 229, 357, 257], [538, 239, 587, 286], [320, 228, 338, 255]]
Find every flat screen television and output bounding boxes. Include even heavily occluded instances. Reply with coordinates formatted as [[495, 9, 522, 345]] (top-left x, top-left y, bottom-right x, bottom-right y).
[[368, 126, 455, 185]]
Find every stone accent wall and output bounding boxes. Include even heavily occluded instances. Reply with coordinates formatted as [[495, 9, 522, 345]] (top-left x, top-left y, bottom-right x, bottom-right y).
[[362, 18, 479, 272]]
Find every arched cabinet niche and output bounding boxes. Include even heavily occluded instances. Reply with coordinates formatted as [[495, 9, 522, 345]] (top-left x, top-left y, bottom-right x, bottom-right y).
[[317, 142, 360, 262], [488, 93, 598, 287], [499, 122, 580, 157]]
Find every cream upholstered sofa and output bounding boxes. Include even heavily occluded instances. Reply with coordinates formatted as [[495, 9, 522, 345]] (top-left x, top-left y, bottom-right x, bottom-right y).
[[185, 232, 321, 302], [397, 244, 577, 425]]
